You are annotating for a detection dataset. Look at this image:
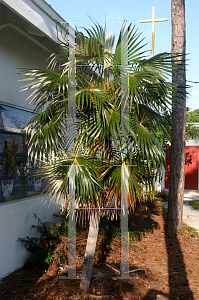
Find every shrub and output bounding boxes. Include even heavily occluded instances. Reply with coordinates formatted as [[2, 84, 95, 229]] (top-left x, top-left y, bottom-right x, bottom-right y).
[[18, 213, 67, 268]]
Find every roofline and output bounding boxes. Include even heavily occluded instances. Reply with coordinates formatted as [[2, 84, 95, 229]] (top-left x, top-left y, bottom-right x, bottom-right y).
[[188, 123, 199, 125], [0, 0, 71, 44], [41, 0, 67, 23], [29, 0, 68, 30], [187, 122, 199, 130]]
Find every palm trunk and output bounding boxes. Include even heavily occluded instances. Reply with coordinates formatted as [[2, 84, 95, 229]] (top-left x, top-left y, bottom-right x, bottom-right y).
[[80, 210, 100, 290], [168, 0, 186, 232]]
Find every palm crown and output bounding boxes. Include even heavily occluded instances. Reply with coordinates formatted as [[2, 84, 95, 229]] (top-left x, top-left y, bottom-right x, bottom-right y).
[[20, 21, 177, 212]]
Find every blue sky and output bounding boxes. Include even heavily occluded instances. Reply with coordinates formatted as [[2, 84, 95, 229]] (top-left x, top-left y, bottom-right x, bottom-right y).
[[47, 0, 199, 111]]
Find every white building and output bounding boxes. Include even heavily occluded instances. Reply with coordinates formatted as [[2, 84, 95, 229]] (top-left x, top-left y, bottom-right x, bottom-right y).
[[0, 0, 69, 279]]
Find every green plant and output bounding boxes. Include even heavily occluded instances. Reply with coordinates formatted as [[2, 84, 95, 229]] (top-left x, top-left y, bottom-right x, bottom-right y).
[[189, 231, 199, 238], [129, 230, 145, 241], [155, 191, 169, 202], [109, 229, 145, 241], [186, 225, 199, 238], [177, 226, 186, 234], [18, 214, 67, 267], [45, 252, 66, 265], [186, 108, 199, 123], [154, 108, 199, 151], [178, 224, 199, 238], [189, 200, 199, 212], [21, 22, 181, 210], [146, 225, 155, 231], [20, 20, 185, 289], [112, 230, 121, 240]]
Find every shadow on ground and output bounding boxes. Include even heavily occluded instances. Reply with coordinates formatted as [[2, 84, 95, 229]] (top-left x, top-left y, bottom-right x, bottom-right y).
[[142, 211, 194, 300]]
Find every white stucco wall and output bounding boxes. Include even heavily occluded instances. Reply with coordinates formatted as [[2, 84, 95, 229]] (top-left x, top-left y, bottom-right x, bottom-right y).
[[0, 27, 65, 279], [0, 27, 49, 110], [156, 167, 165, 192], [186, 137, 199, 147], [0, 195, 60, 279], [0, 0, 70, 280]]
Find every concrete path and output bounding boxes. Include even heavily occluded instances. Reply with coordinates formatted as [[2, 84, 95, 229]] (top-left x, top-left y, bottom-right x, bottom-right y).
[[162, 190, 199, 232], [183, 190, 199, 232]]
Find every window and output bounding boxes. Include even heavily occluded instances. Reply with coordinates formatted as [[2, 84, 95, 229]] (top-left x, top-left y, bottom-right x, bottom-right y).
[[0, 104, 44, 202]]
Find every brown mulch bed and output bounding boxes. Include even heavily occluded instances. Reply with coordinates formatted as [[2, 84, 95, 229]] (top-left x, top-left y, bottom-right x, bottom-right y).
[[0, 200, 199, 300]]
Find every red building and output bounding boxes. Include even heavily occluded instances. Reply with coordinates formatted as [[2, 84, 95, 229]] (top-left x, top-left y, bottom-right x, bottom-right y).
[[165, 124, 199, 190]]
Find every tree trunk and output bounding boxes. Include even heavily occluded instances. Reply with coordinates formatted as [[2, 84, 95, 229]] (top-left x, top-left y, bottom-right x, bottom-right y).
[[80, 210, 100, 290], [168, 0, 186, 232]]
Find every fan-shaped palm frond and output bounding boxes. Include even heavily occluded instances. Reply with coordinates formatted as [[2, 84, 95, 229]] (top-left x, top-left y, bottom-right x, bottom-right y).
[[39, 153, 104, 206], [20, 19, 187, 291], [20, 20, 182, 212]]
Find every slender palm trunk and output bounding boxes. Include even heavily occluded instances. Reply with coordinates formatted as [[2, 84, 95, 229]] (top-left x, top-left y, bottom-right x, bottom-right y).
[[168, 0, 186, 232], [80, 210, 100, 290]]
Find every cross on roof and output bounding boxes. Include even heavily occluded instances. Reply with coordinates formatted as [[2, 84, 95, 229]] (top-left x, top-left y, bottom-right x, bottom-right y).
[[140, 6, 167, 55]]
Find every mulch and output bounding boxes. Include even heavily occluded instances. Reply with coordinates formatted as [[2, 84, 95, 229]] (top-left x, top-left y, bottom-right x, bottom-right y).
[[0, 200, 198, 300]]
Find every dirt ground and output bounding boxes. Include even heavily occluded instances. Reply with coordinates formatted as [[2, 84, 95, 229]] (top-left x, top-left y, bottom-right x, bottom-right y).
[[0, 199, 199, 300]]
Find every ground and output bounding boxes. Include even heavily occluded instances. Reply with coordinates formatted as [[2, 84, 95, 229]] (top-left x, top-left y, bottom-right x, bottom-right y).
[[189, 200, 199, 211], [0, 198, 199, 300]]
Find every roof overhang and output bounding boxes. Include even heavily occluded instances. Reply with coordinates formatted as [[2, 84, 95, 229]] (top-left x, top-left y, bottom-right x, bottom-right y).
[[0, 0, 69, 49]]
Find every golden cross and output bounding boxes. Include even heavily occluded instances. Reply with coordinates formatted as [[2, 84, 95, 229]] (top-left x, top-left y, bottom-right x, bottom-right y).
[[140, 6, 167, 55]]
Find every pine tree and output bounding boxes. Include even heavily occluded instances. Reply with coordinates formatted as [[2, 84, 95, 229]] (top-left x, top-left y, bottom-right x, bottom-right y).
[[168, 0, 186, 232]]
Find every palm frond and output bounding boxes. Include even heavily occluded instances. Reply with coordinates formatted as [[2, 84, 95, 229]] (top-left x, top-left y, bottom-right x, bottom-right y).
[[19, 20, 185, 212]]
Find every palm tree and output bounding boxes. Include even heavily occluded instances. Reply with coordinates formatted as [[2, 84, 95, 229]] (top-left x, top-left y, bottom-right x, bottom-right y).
[[20, 21, 178, 289]]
